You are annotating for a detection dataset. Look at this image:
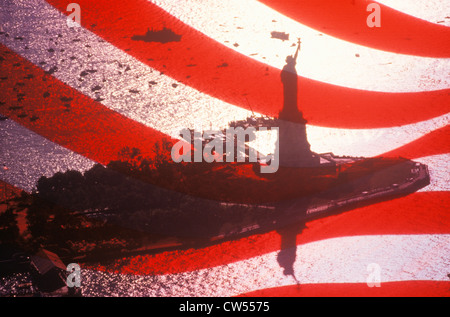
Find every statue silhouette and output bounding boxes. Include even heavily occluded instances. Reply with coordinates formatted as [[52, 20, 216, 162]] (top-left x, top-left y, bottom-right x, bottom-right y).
[[276, 39, 318, 168], [279, 39, 306, 124]]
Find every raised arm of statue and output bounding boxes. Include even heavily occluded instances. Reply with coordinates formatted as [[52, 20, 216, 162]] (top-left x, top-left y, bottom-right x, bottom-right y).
[[293, 38, 301, 62]]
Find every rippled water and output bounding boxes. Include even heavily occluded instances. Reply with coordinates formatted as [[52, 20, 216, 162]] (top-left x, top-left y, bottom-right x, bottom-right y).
[[0, 119, 95, 192], [0, 272, 37, 297]]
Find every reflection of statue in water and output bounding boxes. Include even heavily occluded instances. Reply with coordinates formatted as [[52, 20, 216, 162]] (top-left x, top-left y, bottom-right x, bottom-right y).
[[276, 38, 319, 167], [276, 221, 304, 284], [275, 39, 315, 282]]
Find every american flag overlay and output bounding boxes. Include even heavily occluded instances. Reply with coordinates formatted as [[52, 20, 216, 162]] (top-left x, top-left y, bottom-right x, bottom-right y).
[[0, 0, 449, 298]]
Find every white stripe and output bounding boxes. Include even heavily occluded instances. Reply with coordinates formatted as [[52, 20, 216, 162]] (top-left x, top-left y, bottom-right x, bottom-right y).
[[376, 0, 450, 27], [150, 0, 450, 92], [308, 114, 449, 157], [79, 234, 450, 296], [250, 114, 449, 158], [0, 0, 447, 160]]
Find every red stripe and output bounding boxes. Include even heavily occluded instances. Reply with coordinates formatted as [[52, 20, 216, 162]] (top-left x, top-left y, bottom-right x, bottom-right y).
[[83, 192, 450, 275], [0, 44, 170, 165], [46, 0, 450, 129], [238, 281, 450, 297], [258, 0, 450, 58]]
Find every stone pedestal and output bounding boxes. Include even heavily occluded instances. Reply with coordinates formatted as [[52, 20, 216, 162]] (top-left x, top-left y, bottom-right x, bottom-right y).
[[276, 118, 319, 167]]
